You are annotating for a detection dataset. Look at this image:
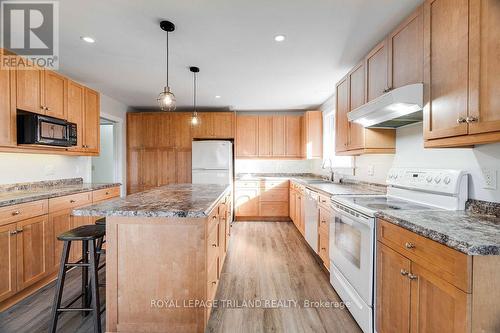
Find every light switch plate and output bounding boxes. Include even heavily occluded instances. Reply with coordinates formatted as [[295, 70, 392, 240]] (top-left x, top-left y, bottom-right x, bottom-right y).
[[481, 168, 497, 190]]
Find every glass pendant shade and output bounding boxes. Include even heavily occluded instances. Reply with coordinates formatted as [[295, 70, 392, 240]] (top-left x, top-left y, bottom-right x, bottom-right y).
[[157, 86, 176, 111], [191, 112, 200, 125]]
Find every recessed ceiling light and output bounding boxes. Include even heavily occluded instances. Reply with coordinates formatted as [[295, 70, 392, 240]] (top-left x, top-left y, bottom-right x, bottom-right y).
[[274, 35, 286, 42], [215, 95, 221, 99], [81, 36, 95, 43]]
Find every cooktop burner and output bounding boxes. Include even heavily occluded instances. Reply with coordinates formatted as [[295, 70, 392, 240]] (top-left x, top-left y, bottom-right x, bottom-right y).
[[340, 195, 434, 212]]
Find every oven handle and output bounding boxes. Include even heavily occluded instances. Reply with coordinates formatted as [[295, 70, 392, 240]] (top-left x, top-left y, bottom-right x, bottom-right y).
[[330, 203, 373, 227]]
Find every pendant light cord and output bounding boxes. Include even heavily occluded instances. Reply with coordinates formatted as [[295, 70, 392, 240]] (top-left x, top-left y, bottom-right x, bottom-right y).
[[166, 32, 169, 87], [193, 71, 197, 113]]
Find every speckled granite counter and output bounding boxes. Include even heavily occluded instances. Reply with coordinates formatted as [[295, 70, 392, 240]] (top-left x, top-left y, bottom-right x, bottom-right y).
[[0, 178, 121, 207], [236, 173, 386, 196], [376, 210, 500, 255], [73, 183, 231, 218]]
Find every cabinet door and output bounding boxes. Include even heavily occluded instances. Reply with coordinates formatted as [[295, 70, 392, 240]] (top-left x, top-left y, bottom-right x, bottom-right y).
[[376, 243, 411, 333], [70, 215, 93, 263], [44, 70, 67, 119], [335, 77, 349, 153], [0, 66, 14, 146], [258, 116, 273, 156], [16, 64, 43, 114], [172, 112, 192, 150], [16, 215, 50, 290], [468, 0, 500, 134], [49, 209, 72, 272], [235, 188, 259, 217], [236, 115, 258, 157], [295, 194, 304, 234], [272, 116, 286, 156], [127, 149, 142, 194], [157, 114, 172, 148], [67, 81, 85, 150], [176, 150, 192, 184], [388, 6, 424, 89], [192, 112, 214, 138], [158, 148, 177, 185], [140, 149, 159, 190], [305, 111, 323, 159], [289, 189, 296, 223], [0, 223, 17, 302], [409, 262, 469, 333], [365, 40, 388, 102], [423, 0, 469, 140], [285, 115, 302, 157], [140, 113, 160, 149], [127, 113, 143, 149], [348, 63, 366, 150], [212, 112, 234, 138], [218, 203, 227, 268], [83, 88, 100, 153]]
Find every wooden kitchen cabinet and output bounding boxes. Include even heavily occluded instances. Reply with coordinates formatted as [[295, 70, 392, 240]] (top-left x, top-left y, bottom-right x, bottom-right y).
[[335, 77, 350, 153], [348, 62, 366, 151], [212, 112, 235, 138], [285, 115, 302, 157], [67, 80, 85, 150], [304, 111, 323, 159], [0, 223, 17, 302], [172, 112, 192, 150], [272, 116, 286, 156], [236, 115, 258, 157], [0, 63, 15, 147], [16, 215, 51, 291], [387, 5, 423, 90], [257, 116, 273, 156], [49, 209, 72, 271], [82, 88, 100, 153], [43, 70, 67, 120], [234, 188, 259, 217], [15, 62, 44, 114], [365, 40, 388, 102], [192, 113, 214, 138], [424, 0, 500, 147], [176, 150, 192, 184]]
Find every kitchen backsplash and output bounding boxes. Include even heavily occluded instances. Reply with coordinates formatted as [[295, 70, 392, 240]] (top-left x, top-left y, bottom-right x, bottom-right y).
[[235, 159, 314, 174]]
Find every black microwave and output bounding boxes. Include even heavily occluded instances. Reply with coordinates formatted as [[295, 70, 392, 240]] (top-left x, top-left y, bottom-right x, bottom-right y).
[[17, 111, 77, 147]]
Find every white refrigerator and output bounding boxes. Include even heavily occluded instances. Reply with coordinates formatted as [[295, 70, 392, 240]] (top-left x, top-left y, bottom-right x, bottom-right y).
[[192, 140, 233, 185]]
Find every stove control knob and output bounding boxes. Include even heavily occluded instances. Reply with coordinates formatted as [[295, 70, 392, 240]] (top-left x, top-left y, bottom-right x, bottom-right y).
[[434, 176, 441, 184], [426, 176, 433, 183], [444, 176, 451, 184]]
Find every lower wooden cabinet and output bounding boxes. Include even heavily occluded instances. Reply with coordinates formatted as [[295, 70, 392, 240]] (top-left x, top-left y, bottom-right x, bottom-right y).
[[0, 223, 17, 302], [376, 218, 500, 333], [235, 179, 289, 219]]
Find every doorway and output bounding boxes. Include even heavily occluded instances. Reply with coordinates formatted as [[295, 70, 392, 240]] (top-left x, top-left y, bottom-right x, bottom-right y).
[[92, 118, 118, 183]]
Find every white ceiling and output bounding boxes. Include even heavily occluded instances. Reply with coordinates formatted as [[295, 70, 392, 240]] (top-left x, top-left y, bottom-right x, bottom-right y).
[[58, 0, 423, 111]]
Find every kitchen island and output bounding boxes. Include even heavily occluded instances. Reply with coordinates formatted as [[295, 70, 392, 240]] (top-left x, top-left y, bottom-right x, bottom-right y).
[[73, 184, 233, 333]]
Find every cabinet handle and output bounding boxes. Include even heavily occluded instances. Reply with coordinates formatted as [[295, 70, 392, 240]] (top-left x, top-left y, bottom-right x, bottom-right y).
[[405, 242, 415, 249], [400, 269, 409, 276], [40, 105, 45, 110], [321, 247, 326, 251], [408, 273, 418, 280], [45, 107, 50, 111], [456, 117, 467, 124], [466, 116, 478, 123], [383, 87, 393, 93], [212, 243, 217, 247], [106, 192, 110, 195], [70, 199, 76, 203], [16, 229, 23, 233], [11, 210, 21, 216], [321, 220, 326, 224], [9, 230, 18, 235], [211, 281, 217, 285]]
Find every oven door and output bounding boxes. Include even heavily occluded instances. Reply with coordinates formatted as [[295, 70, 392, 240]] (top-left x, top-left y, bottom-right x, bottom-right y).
[[330, 204, 374, 306]]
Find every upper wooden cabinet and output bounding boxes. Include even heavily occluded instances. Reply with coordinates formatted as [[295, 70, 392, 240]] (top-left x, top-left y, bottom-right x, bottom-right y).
[[304, 111, 323, 159], [15, 62, 44, 114], [82, 88, 100, 153], [365, 41, 388, 102], [348, 63, 367, 151], [388, 5, 423, 90], [236, 115, 258, 157], [43, 70, 67, 120], [257, 116, 273, 156], [67, 81, 85, 150], [335, 77, 350, 153], [192, 112, 235, 139], [285, 115, 302, 157], [272, 116, 286, 156], [0, 65, 15, 147], [424, 0, 500, 147]]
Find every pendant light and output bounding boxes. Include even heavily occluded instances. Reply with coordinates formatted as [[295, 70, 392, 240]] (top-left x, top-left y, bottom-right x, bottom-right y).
[[190, 66, 200, 126], [157, 20, 176, 111]]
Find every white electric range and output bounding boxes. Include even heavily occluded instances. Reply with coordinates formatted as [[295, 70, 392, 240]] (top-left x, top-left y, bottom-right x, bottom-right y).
[[328, 168, 468, 333]]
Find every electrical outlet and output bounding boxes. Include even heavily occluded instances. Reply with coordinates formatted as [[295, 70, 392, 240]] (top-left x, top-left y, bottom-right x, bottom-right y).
[[482, 168, 497, 190], [368, 165, 375, 176], [44, 164, 55, 176]]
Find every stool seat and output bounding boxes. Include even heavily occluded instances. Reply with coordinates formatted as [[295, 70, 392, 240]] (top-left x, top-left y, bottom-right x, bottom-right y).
[[57, 225, 105, 241], [95, 217, 106, 226]]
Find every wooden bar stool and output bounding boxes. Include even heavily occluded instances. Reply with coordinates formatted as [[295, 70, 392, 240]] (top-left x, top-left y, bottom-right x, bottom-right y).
[[49, 225, 105, 333]]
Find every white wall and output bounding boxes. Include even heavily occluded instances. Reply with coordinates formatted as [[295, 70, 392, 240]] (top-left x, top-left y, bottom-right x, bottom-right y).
[[0, 94, 128, 189], [347, 123, 500, 202], [235, 159, 313, 174], [91, 124, 115, 183]]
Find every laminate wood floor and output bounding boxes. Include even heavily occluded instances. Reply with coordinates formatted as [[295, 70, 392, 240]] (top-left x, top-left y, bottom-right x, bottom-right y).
[[206, 222, 362, 333], [0, 222, 361, 333]]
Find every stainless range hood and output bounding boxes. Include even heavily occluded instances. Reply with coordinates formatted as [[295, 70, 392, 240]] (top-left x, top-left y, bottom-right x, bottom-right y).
[[347, 83, 423, 128]]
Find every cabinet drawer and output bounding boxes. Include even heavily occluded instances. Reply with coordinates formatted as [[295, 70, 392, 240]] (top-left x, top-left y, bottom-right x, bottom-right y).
[[262, 180, 289, 189], [318, 194, 331, 206], [235, 180, 259, 188], [49, 192, 92, 212], [259, 202, 288, 217], [377, 219, 471, 292], [259, 188, 288, 202], [207, 220, 219, 269], [92, 186, 120, 203], [0, 200, 48, 226], [319, 207, 331, 232]]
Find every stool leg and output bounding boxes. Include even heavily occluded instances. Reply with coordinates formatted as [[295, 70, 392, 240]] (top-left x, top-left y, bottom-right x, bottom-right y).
[[88, 239, 102, 333], [49, 241, 72, 333], [82, 240, 89, 316]]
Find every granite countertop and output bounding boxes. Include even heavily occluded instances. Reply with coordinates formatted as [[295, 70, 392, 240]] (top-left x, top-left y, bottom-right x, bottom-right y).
[[376, 209, 500, 256], [0, 179, 121, 208], [236, 173, 386, 196], [73, 183, 231, 218]]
